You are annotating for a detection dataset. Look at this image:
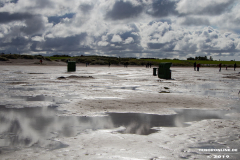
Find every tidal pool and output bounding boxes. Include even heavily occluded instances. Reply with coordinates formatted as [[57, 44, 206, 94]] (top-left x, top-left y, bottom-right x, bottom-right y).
[[0, 105, 230, 153]]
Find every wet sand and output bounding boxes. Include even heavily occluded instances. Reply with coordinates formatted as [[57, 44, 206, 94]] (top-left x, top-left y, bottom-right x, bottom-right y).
[[0, 65, 239, 159]]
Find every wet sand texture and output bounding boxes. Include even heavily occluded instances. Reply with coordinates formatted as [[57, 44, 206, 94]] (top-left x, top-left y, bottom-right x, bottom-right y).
[[0, 66, 239, 159]]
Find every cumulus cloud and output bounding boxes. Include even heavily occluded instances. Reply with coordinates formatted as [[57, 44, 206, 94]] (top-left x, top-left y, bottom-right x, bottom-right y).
[[20, 15, 46, 35], [42, 33, 88, 50], [124, 37, 134, 44], [48, 13, 75, 25], [146, 0, 178, 17], [176, 0, 235, 16], [98, 41, 109, 47], [106, 0, 143, 20], [111, 34, 122, 43], [0, 0, 239, 60]]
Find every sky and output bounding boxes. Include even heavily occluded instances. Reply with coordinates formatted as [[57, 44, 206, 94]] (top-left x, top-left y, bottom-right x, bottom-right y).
[[0, 0, 240, 60]]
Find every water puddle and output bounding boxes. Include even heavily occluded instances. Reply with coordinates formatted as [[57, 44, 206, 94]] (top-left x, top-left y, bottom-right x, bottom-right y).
[[92, 85, 139, 90], [0, 106, 230, 153], [10, 94, 78, 104]]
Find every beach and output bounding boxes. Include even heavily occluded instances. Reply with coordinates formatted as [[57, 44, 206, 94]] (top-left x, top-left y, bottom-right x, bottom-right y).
[[0, 61, 239, 159]]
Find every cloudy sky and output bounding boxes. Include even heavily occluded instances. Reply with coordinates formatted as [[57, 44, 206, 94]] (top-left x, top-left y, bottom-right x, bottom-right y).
[[0, 0, 240, 60]]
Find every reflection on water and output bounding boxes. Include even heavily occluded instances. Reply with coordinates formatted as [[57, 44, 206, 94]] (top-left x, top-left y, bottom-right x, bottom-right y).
[[0, 106, 114, 152], [108, 109, 228, 135], [0, 106, 228, 152]]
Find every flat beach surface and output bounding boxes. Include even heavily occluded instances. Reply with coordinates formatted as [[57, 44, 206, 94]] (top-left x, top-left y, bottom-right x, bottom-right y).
[[0, 62, 240, 159]]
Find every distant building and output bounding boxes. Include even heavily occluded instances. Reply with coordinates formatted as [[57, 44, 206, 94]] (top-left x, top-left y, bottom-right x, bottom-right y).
[[187, 57, 195, 60], [195, 56, 208, 60]]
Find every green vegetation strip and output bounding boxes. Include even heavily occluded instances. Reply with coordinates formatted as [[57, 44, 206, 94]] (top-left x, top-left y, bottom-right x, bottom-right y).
[[1, 54, 239, 66]]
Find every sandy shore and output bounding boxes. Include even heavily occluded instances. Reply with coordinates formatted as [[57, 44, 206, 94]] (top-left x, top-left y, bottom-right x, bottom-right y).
[[0, 65, 239, 159]]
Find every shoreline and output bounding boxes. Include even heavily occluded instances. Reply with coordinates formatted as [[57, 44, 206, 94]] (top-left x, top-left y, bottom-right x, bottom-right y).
[[0, 59, 238, 69]]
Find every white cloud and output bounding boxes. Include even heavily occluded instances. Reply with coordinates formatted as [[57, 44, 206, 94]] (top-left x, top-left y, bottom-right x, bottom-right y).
[[0, 0, 239, 60], [111, 34, 122, 43], [124, 37, 134, 44], [97, 41, 108, 46], [31, 36, 44, 42]]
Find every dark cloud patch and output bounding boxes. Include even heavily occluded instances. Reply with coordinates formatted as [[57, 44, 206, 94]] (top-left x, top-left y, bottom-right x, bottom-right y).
[[0, 0, 18, 7], [119, 26, 141, 43], [124, 42, 143, 51], [232, 28, 240, 34], [147, 42, 175, 51], [147, 43, 166, 49], [20, 16, 45, 35], [1, 47, 19, 54], [202, 48, 238, 54], [121, 32, 140, 43], [30, 42, 38, 51], [178, 0, 236, 16], [106, 0, 143, 20], [35, 0, 54, 8], [10, 0, 18, 3], [0, 12, 33, 23], [79, 4, 94, 14], [180, 17, 210, 26], [0, 37, 28, 46], [197, 1, 234, 15], [42, 33, 88, 51], [147, 0, 178, 17], [232, 16, 240, 25], [201, 44, 236, 53], [223, 15, 240, 31], [48, 13, 75, 25], [121, 33, 142, 50], [0, 37, 29, 54], [11, 37, 29, 46]]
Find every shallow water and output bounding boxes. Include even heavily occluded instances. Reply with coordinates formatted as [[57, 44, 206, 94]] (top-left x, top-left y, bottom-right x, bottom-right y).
[[0, 105, 230, 153]]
